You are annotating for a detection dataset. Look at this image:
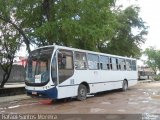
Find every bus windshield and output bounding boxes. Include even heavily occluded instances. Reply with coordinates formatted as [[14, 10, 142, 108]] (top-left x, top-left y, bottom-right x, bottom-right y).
[[26, 47, 54, 84]]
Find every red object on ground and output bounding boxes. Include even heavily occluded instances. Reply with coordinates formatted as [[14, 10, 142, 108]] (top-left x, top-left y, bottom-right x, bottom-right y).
[[39, 99, 53, 105]]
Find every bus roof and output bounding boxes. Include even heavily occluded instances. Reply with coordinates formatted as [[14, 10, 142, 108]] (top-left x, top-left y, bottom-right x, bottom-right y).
[[32, 45, 137, 60]]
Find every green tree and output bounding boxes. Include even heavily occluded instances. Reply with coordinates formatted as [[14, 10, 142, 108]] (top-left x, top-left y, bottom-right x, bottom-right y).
[[98, 6, 148, 57], [14, 0, 117, 51], [0, 0, 148, 87], [16, 1, 147, 57], [0, 22, 22, 88], [0, 0, 31, 52], [0, 0, 147, 57], [143, 47, 160, 74], [0, 0, 24, 87]]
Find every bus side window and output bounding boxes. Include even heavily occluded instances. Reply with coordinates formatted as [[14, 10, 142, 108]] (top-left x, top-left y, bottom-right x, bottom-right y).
[[131, 60, 136, 71], [124, 59, 126, 70], [99, 56, 109, 70], [58, 50, 74, 84], [107, 64, 110, 70], [51, 54, 57, 85], [58, 52, 66, 69], [106, 56, 110, 70], [111, 57, 117, 70], [74, 52, 87, 70], [87, 54, 99, 70], [119, 58, 126, 71], [116, 59, 119, 70], [110, 58, 112, 70], [126, 59, 131, 71]]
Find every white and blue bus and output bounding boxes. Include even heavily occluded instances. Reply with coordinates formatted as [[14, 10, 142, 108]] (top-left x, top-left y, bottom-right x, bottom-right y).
[[25, 45, 138, 100]]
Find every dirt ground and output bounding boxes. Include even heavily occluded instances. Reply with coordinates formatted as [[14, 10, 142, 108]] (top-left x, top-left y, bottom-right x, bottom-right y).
[[1, 81, 160, 119]]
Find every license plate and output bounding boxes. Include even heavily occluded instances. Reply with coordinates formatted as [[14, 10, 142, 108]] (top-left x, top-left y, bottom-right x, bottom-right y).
[[32, 91, 37, 95]]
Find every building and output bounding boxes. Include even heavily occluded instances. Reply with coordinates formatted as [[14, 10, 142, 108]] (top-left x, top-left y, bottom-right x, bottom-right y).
[[13, 56, 28, 67], [138, 66, 155, 80]]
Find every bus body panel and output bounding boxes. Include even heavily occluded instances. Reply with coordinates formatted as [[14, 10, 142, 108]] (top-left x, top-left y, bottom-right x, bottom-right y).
[[57, 85, 78, 99], [56, 70, 137, 99]]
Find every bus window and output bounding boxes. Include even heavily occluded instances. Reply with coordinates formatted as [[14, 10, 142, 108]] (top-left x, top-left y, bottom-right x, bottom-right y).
[[87, 54, 99, 70], [99, 56, 109, 70], [126, 59, 132, 71], [110, 58, 112, 70], [111, 57, 117, 70], [117, 59, 121, 70], [51, 54, 57, 85], [26, 47, 53, 84], [119, 58, 126, 71], [74, 52, 87, 70], [116, 59, 119, 70], [58, 50, 74, 84], [131, 60, 136, 71]]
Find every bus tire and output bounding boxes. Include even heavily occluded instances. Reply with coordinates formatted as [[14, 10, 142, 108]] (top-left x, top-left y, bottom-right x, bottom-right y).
[[77, 84, 87, 101], [122, 80, 128, 91]]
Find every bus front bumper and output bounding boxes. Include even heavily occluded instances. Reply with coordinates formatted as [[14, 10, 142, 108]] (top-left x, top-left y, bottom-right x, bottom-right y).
[[26, 87, 58, 99]]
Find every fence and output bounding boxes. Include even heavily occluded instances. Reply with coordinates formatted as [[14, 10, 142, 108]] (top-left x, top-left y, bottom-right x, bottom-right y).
[[0, 65, 25, 83]]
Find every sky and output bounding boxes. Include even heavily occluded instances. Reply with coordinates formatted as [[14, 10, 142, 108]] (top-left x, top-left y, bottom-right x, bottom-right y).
[[16, 0, 160, 65], [116, 0, 160, 65], [118, 0, 160, 50], [139, 0, 160, 50]]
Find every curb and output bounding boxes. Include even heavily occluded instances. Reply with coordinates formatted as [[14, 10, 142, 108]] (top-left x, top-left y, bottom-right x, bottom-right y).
[[0, 94, 30, 103], [138, 80, 159, 83]]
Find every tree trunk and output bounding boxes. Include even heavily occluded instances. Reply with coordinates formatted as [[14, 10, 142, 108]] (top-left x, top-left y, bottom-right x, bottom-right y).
[[0, 73, 10, 88], [0, 64, 13, 88]]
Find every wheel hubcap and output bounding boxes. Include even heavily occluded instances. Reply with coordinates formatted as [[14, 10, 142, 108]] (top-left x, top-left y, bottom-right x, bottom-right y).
[[80, 89, 85, 97]]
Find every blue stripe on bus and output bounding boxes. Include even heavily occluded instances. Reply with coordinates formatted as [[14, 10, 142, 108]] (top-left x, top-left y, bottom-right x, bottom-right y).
[[58, 79, 137, 87]]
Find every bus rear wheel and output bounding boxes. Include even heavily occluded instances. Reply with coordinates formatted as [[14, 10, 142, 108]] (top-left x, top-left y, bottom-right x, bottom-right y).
[[77, 84, 87, 101], [122, 80, 128, 91]]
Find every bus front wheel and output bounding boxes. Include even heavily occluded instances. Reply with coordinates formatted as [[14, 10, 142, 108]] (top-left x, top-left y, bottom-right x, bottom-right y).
[[77, 84, 87, 101], [122, 80, 128, 91]]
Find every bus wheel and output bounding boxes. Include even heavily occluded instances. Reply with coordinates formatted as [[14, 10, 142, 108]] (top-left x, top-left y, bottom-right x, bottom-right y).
[[122, 80, 128, 91], [77, 84, 87, 101]]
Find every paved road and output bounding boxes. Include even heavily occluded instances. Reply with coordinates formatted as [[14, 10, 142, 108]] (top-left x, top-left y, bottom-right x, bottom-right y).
[[0, 82, 160, 116]]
